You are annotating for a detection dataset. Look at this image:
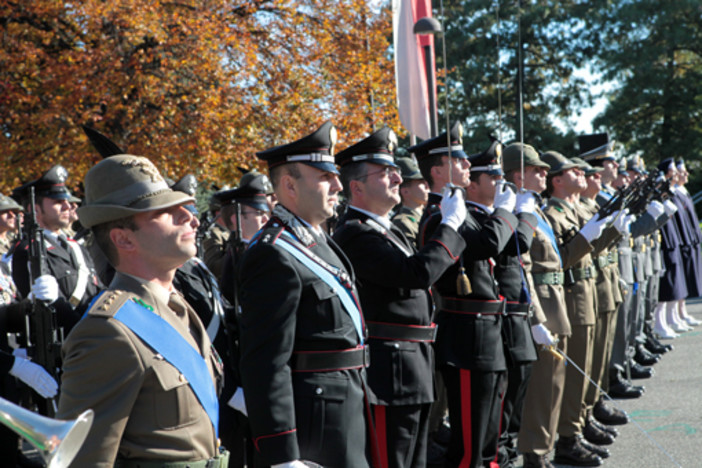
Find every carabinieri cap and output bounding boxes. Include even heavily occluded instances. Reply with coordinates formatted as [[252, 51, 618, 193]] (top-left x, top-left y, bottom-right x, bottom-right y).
[[14, 165, 72, 203], [468, 139, 504, 176], [213, 172, 271, 212], [335, 126, 399, 168], [408, 122, 468, 161], [578, 133, 616, 166], [256, 121, 339, 175]]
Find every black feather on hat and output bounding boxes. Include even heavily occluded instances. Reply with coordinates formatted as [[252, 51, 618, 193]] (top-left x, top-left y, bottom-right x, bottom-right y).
[[82, 125, 125, 158]]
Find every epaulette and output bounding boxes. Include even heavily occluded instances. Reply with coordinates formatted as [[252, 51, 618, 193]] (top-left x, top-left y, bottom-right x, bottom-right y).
[[88, 290, 132, 318], [250, 224, 285, 246]]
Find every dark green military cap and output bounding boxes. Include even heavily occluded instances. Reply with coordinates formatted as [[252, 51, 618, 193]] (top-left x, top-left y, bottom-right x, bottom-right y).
[[541, 151, 579, 175], [395, 157, 423, 180], [502, 143, 550, 174]]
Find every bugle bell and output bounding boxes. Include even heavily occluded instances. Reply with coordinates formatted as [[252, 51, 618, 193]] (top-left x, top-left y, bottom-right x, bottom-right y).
[[0, 396, 93, 468]]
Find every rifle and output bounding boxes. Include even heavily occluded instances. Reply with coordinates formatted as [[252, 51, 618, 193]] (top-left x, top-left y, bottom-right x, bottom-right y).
[[24, 187, 61, 416], [196, 209, 215, 258]]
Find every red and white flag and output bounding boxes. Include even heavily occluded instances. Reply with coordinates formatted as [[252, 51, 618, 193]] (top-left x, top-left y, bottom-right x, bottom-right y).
[[393, 0, 434, 140]]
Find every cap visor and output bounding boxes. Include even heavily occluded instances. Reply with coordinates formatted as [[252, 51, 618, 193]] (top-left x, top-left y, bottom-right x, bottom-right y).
[[303, 161, 340, 175]]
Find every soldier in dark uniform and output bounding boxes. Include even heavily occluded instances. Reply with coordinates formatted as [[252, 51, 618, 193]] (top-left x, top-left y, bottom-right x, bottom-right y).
[[332, 127, 466, 468], [237, 121, 371, 468], [480, 145, 539, 468], [672, 159, 702, 324], [411, 124, 473, 456], [391, 157, 429, 247], [58, 154, 228, 466], [417, 131, 520, 468], [216, 173, 272, 304], [415, 122, 473, 237], [12, 165, 102, 333], [207, 173, 271, 467]]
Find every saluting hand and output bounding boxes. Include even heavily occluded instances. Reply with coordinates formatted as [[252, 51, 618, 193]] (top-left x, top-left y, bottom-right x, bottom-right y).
[[440, 185, 467, 231]]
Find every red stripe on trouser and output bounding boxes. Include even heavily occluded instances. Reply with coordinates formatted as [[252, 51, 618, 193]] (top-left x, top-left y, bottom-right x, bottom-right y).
[[459, 369, 472, 468], [491, 383, 507, 468], [373, 405, 389, 468]]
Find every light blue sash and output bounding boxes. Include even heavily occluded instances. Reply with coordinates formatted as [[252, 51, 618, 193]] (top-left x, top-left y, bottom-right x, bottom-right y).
[[276, 231, 364, 344], [113, 299, 219, 435], [534, 212, 563, 268]]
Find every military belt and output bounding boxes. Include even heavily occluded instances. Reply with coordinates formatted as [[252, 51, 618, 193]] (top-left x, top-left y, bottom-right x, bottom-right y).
[[441, 297, 505, 316], [367, 322, 437, 342], [594, 254, 609, 269], [115, 450, 230, 468], [290, 345, 369, 372], [505, 302, 530, 316], [565, 265, 596, 285], [532, 271, 564, 286]]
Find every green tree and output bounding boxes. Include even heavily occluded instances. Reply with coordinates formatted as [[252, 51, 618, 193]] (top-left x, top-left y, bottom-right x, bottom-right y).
[[582, 0, 702, 195]]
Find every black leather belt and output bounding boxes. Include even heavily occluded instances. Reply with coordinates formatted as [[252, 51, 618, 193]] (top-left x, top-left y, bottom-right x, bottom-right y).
[[291, 346, 369, 372], [505, 302, 530, 316], [367, 322, 437, 342], [441, 297, 505, 315]]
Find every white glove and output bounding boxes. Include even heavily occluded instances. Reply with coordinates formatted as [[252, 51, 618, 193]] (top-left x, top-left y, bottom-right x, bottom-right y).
[[612, 209, 630, 234], [579, 214, 611, 243], [646, 200, 665, 219], [272, 461, 309, 468], [227, 386, 247, 416], [440, 186, 467, 231], [514, 191, 536, 214], [9, 357, 58, 398], [663, 200, 678, 216], [531, 323, 556, 346], [29, 275, 59, 304], [493, 180, 516, 212]]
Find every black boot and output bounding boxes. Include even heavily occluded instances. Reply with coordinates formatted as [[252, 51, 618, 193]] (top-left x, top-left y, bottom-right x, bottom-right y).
[[587, 414, 619, 437], [578, 435, 611, 459], [593, 398, 629, 425], [609, 371, 645, 399], [646, 333, 673, 353], [635, 343, 661, 365], [522, 452, 555, 468], [583, 420, 615, 445], [554, 436, 603, 467], [629, 360, 655, 379]]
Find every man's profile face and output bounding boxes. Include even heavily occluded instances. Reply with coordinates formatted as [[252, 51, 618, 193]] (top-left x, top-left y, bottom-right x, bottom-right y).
[[293, 164, 342, 227], [129, 203, 199, 271], [36, 197, 72, 232], [0, 210, 18, 233]]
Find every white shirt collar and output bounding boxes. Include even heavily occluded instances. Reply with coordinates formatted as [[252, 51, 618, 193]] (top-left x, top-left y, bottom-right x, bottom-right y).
[[349, 205, 393, 230], [466, 200, 494, 214]]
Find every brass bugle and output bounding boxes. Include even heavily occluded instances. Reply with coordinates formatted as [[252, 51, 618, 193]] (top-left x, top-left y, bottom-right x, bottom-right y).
[[0, 396, 93, 468]]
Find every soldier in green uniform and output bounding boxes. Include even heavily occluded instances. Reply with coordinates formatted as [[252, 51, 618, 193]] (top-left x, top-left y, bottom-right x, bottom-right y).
[[58, 155, 228, 467], [391, 157, 429, 247], [540, 151, 617, 467]]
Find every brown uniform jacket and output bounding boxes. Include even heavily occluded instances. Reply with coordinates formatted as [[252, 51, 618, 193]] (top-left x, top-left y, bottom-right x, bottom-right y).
[[579, 197, 623, 312], [544, 197, 597, 326], [523, 206, 572, 336], [391, 205, 423, 248], [202, 222, 230, 280], [58, 273, 222, 467]]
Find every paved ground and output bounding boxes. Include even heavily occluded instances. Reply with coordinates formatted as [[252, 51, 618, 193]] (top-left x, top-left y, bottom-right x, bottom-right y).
[[549, 298, 702, 468]]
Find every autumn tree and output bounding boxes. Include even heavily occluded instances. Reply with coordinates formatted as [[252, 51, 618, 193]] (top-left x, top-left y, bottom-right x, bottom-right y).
[[0, 0, 399, 193]]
